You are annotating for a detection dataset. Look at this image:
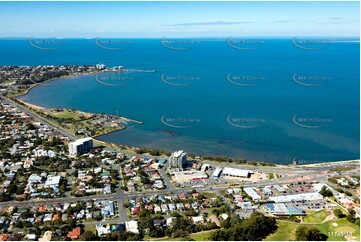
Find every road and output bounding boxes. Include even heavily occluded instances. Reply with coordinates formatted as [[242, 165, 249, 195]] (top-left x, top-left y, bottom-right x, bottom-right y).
[[0, 94, 77, 140], [1, 93, 359, 223]]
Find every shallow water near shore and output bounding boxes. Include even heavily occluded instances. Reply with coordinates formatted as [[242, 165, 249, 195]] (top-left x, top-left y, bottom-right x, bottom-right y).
[[6, 38, 359, 164]]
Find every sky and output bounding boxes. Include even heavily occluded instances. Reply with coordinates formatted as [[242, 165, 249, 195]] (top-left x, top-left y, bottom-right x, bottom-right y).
[[0, 1, 359, 38]]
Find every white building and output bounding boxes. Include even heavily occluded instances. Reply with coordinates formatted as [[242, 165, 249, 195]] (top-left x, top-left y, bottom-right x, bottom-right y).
[[68, 137, 93, 156], [212, 168, 222, 179], [34, 149, 56, 158], [192, 216, 204, 224], [28, 174, 43, 184], [269, 192, 323, 203], [222, 167, 252, 178], [243, 187, 261, 200], [96, 223, 110, 236], [44, 176, 61, 189], [125, 221, 139, 234], [169, 150, 187, 170]]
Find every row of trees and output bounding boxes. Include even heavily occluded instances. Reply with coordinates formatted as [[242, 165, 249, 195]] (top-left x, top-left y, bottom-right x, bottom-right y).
[[210, 212, 278, 241]]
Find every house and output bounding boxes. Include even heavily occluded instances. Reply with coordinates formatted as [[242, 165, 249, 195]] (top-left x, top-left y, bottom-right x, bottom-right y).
[[125, 221, 139, 234], [24, 234, 37, 240], [220, 213, 229, 220], [96, 224, 110, 236], [153, 219, 163, 227], [52, 214, 60, 221], [44, 175, 61, 189], [38, 231, 52, 241], [166, 217, 176, 227], [154, 205, 162, 213], [161, 204, 168, 213], [168, 203, 176, 211], [38, 206, 47, 213], [207, 214, 221, 226], [132, 207, 141, 215], [192, 216, 204, 224], [176, 203, 184, 210], [191, 202, 198, 210], [67, 228, 81, 239], [192, 193, 199, 199], [0, 235, 8, 241], [154, 180, 164, 189], [43, 213, 53, 222], [28, 173, 43, 184], [62, 214, 68, 222]]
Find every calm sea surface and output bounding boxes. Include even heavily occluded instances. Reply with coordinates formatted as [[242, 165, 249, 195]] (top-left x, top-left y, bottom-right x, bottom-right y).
[[1, 38, 358, 164]]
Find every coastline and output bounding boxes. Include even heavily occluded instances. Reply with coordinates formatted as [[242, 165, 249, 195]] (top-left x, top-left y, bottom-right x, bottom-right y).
[[9, 73, 144, 145], [7, 69, 358, 167], [15, 72, 99, 98]]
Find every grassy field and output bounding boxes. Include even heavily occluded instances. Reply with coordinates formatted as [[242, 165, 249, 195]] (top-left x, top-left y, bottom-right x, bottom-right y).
[[265, 218, 360, 241], [265, 221, 302, 241], [46, 109, 92, 120], [150, 230, 216, 241], [84, 225, 97, 234], [303, 210, 330, 223]]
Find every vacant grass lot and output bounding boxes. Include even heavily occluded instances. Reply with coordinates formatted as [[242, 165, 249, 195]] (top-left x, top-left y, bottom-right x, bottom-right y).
[[303, 210, 330, 223]]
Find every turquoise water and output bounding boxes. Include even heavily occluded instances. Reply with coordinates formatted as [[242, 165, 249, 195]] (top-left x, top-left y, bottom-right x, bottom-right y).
[[2, 38, 358, 164]]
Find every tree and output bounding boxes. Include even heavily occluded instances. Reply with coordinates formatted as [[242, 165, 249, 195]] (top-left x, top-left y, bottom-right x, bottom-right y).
[[149, 227, 165, 238], [333, 209, 345, 218], [79, 231, 98, 241], [210, 212, 277, 241], [319, 186, 333, 197], [295, 226, 328, 241]]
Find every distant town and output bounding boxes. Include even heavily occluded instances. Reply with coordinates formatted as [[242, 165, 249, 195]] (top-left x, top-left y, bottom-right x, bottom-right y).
[[0, 65, 360, 241]]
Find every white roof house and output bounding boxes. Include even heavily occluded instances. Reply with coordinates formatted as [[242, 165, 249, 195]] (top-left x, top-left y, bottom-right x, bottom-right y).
[[125, 221, 139, 234], [192, 216, 204, 224], [44, 176, 61, 188], [28, 174, 43, 184]]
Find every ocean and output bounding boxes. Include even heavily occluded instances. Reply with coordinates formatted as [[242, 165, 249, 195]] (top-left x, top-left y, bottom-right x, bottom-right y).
[[2, 38, 359, 164]]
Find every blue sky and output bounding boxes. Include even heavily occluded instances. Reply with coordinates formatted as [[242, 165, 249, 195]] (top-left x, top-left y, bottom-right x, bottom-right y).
[[0, 1, 359, 37]]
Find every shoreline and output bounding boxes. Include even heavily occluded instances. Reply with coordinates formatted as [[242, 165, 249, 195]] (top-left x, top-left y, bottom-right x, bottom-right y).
[[15, 72, 99, 98], [7, 69, 358, 167]]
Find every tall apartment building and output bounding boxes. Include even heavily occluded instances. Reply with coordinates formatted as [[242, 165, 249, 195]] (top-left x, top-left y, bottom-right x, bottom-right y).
[[68, 137, 93, 156], [169, 150, 187, 170]]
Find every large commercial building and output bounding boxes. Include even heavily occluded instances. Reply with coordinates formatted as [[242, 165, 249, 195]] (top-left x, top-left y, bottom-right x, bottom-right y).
[[169, 150, 187, 170], [68, 137, 93, 156], [269, 192, 323, 203], [212, 168, 222, 178], [243, 187, 261, 200], [222, 167, 252, 178], [265, 203, 305, 216], [173, 170, 208, 182]]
